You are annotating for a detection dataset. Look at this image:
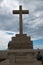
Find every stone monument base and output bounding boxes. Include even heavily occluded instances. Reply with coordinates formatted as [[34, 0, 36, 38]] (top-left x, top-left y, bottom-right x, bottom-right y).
[[8, 34, 33, 49], [8, 49, 35, 65]]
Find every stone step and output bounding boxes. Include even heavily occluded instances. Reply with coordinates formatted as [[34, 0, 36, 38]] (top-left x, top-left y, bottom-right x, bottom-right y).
[[0, 59, 42, 65]]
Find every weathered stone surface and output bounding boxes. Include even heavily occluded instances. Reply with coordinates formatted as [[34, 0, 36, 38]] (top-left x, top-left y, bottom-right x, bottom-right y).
[[8, 49, 35, 65], [8, 34, 33, 49]]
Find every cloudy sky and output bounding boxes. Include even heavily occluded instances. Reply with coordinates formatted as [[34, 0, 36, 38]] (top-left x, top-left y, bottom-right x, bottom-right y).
[[0, 0, 43, 50]]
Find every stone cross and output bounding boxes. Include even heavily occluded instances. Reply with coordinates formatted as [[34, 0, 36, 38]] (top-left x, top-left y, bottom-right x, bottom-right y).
[[13, 5, 29, 34]]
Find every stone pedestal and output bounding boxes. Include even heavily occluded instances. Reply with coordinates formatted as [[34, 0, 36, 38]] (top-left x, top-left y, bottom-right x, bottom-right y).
[[8, 34, 33, 49], [8, 34, 33, 65], [8, 49, 35, 65]]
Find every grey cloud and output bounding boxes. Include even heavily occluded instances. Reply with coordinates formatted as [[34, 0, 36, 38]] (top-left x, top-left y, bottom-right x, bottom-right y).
[[0, 0, 3, 3], [0, 0, 43, 40], [0, 14, 19, 32]]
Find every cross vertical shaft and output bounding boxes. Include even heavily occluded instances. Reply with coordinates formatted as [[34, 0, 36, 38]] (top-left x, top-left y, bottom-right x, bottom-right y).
[[19, 6, 23, 34]]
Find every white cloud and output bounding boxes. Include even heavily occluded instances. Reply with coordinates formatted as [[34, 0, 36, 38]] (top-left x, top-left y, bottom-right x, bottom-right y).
[[0, 30, 18, 50], [0, 0, 19, 14]]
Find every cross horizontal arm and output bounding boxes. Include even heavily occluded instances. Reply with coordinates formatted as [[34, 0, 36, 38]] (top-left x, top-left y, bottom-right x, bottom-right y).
[[13, 10, 29, 14]]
